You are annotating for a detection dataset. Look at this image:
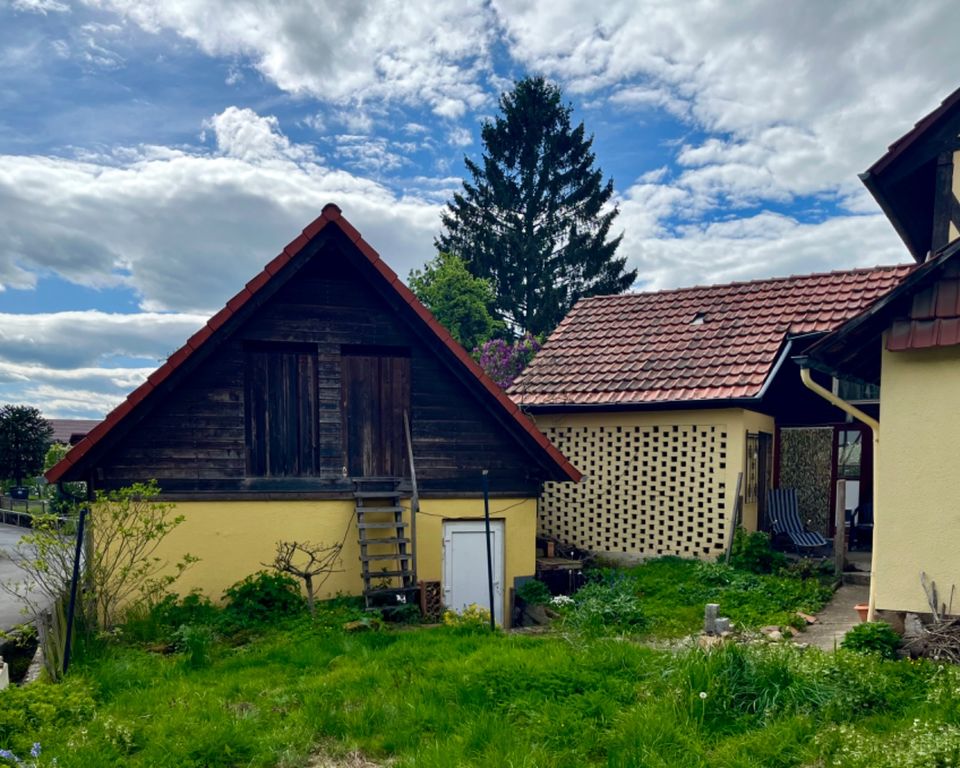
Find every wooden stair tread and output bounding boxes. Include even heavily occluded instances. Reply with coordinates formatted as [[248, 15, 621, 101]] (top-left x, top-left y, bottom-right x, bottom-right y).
[[354, 491, 403, 498], [358, 521, 407, 529], [361, 553, 412, 562], [355, 506, 404, 514], [359, 537, 410, 546]]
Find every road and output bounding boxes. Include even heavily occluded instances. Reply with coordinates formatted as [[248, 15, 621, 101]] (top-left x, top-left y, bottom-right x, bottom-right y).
[[0, 523, 41, 632]]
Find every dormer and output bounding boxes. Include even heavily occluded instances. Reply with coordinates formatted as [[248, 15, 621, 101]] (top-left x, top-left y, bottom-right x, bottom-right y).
[[860, 87, 960, 262]]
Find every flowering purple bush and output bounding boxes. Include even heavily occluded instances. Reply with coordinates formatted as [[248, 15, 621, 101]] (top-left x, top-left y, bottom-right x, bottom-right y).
[[473, 333, 541, 390]]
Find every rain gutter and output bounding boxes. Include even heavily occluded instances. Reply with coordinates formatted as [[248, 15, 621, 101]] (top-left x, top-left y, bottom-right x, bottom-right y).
[[796, 361, 880, 621]]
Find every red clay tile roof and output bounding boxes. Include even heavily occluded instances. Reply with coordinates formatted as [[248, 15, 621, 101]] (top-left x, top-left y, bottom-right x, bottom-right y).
[[887, 260, 960, 351], [47, 204, 580, 485], [510, 264, 915, 408]]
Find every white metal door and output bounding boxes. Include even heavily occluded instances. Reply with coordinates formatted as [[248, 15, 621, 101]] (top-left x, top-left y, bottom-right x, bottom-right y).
[[442, 519, 504, 625]]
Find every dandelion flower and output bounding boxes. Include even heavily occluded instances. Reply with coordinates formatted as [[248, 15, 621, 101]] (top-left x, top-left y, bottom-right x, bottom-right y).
[[699, 691, 708, 700]]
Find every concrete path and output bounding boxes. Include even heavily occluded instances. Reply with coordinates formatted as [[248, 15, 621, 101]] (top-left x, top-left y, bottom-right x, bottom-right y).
[[0, 523, 39, 632], [795, 582, 869, 651]]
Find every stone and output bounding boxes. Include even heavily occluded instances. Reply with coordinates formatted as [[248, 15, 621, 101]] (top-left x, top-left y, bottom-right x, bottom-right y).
[[904, 613, 924, 639], [715, 617, 732, 634], [704, 603, 719, 634], [796, 611, 818, 625]]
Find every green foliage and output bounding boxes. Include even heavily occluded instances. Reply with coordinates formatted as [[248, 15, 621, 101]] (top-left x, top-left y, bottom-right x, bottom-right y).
[[437, 76, 636, 337], [173, 624, 216, 669], [841, 621, 902, 660], [729, 527, 787, 574], [2, 618, 954, 767], [0, 678, 95, 756], [121, 592, 220, 645], [442, 603, 493, 632], [618, 557, 833, 635], [408, 252, 503, 350], [560, 576, 648, 636], [514, 578, 552, 606], [42, 442, 68, 473], [222, 571, 305, 628], [0, 404, 53, 486]]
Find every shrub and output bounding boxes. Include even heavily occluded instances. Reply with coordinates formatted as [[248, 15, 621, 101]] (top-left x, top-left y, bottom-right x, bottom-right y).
[[841, 621, 901, 660], [563, 577, 647, 635], [443, 604, 493, 632], [122, 591, 220, 645], [729, 527, 787, 574], [515, 579, 552, 606], [173, 624, 216, 669], [222, 571, 305, 628]]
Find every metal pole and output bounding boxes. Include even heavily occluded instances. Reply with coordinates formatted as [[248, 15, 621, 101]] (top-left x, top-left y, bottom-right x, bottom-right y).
[[482, 470, 496, 631], [63, 506, 87, 675]]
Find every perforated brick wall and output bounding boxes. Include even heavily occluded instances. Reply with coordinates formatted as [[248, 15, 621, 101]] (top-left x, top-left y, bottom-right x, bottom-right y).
[[540, 424, 729, 557]]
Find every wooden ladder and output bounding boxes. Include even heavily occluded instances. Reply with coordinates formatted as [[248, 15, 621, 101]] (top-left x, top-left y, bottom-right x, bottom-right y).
[[354, 477, 419, 611]]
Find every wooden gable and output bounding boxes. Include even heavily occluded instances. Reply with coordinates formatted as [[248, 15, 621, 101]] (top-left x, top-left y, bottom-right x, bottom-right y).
[[50, 208, 580, 496]]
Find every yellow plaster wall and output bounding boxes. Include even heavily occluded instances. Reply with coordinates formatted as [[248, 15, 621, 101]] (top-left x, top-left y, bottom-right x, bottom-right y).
[[875, 343, 960, 614], [149, 497, 537, 623], [533, 409, 772, 559]]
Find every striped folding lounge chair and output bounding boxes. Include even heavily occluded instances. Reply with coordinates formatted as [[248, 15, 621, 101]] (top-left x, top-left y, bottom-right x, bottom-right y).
[[766, 488, 828, 551]]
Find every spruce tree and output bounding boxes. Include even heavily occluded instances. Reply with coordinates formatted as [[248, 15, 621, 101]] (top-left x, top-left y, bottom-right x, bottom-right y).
[[437, 76, 635, 337]]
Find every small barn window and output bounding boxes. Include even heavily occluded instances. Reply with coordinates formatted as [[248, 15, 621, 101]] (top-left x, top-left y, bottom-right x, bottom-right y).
[[244, 343, 319, 476]]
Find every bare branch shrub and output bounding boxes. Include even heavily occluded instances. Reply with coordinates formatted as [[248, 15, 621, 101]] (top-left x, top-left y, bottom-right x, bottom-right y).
[[267, 540, 343, 615]]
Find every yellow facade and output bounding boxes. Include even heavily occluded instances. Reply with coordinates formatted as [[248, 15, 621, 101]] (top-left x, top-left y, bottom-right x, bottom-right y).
[[874, 343, 960, 614], [150, 497, 537, 624], [533, 408, 774, 559]]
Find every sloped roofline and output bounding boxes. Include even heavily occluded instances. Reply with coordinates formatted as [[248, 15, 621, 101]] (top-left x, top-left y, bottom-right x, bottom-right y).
[[46, 204, 581, 485], [860, 86, 960, 261], [864, 86, 960, 178], [801, 238, 960, 379]]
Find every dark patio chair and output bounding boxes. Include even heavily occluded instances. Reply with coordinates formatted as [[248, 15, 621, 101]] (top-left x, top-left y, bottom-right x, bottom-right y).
[[766, 488, 828, 552]]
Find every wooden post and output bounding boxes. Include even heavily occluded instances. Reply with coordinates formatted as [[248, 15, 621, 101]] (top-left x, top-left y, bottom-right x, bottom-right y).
[[834, 480, 846, 577], [724, 472, 743, 564]]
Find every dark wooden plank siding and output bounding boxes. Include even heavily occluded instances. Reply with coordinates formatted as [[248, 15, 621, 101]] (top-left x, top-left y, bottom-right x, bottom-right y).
[[93, 248, 542, 496]]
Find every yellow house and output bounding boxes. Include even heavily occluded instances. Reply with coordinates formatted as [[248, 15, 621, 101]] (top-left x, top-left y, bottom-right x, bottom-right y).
[[46, 205, 580, 625], [510, 266, 910, 561], [802, 87, 960, 620]]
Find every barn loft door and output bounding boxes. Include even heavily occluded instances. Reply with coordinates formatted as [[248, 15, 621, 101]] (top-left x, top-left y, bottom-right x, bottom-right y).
[[341, 350, 411, 478], [245, 344, 319, 477]]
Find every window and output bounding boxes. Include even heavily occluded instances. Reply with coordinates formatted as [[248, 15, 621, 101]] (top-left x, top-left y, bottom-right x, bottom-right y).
[[244, 343, 319, 476], [834, 377, 879, 402]]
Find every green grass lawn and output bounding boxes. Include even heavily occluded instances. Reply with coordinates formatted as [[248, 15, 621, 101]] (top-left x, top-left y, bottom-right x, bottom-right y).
[[2, 559, 956, 768]]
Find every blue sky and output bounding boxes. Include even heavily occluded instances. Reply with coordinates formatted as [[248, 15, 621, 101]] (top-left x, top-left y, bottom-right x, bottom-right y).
[[1, 0, 958, 417]]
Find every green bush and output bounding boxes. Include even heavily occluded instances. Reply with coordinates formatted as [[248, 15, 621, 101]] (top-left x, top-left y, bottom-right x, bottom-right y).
[[0, 678, 95, 755], [222, 571, 305, 628], [515, 578, 552, 606], [841, 621, 902, 660], [173, 624, 216, 669], [562, 577, 647, 635], [122, 591, 221, 645], [729, 527, 787, 574]]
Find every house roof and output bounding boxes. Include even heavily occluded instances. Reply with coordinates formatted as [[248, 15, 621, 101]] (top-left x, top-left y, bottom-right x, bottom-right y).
[[47, 204, 581, 485], [860, 86, 960, 261], [510, 264, 914, 409], [47, 419, 100, 445], [803, 239, 960, 383]]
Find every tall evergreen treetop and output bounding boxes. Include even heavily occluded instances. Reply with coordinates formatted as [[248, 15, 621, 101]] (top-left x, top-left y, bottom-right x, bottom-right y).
[[437, 76, 636, 337]]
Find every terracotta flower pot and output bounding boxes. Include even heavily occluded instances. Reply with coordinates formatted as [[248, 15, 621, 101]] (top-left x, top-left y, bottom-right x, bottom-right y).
[[854, 603, 869, 622]]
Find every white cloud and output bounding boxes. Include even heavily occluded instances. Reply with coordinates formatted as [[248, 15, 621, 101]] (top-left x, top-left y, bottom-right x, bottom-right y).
[[0, 310, 207, 368], [494, 0, 960, 205], [11, 0, 70, 13], [0, 106, 443, 313], [618, 199, 911, 292], [84, 0, 496, 117]]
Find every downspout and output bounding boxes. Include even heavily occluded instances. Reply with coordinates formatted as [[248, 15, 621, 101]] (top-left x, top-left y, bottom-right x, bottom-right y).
[[798, 366, 880, 621]]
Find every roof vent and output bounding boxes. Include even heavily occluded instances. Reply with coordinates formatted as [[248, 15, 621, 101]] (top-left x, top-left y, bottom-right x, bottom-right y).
[[691, 312, 707, 325]]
